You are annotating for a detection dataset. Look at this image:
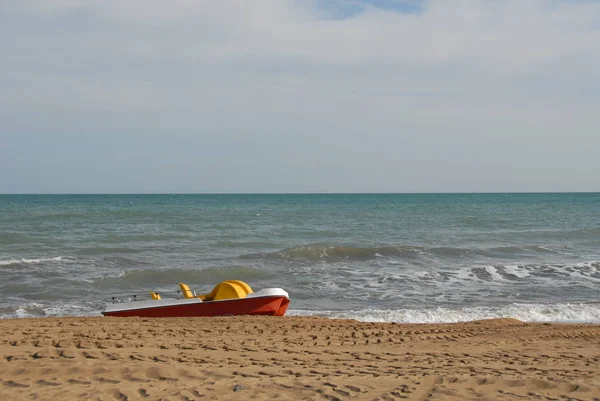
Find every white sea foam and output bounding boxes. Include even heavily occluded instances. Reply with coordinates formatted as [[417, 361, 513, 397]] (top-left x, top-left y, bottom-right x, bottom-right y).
[[575, 261, 599, 269], [288, 303, 600, 324], [483, 265, 508, 282], [5, 302, 100, 319], [453, 267, 476, 281], [3, 300, 599, 323], [574, 261, 600, 278], [500, 264, 531, 278], [545, 262, 600, 282], [0, 256, 63, 266]]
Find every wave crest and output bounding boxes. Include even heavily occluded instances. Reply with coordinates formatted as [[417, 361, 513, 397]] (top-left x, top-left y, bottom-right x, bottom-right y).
[[94, 266, 272, 292], [0, 257, 63, 267], [289, 302, 600, 324], [248, 243, 567, 263]]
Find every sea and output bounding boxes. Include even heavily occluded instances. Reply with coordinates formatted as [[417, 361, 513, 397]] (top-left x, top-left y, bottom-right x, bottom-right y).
[[1, 193, 599, 323]]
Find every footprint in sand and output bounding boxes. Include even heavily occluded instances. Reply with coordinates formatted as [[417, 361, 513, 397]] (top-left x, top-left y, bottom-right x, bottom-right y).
[[3, 380, 30, 388], [36, 379, 61, 386], [67, 379, 92, 385]]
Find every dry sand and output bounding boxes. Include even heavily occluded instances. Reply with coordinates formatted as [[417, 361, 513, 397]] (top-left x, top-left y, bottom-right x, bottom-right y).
[[0, 316, 598, 400]]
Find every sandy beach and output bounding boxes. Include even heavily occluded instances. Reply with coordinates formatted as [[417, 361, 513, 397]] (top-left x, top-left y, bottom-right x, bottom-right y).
[[0, 316, 598, 400]]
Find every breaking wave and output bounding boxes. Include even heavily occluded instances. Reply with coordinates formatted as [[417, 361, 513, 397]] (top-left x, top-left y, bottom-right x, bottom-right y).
[[0, 301, 102, 319], [289, 302, 600, 324], [6, 301, 599, 323], [0, 256, 64, 267], [93, 266, 273, 291], [248, 244, 570, 264]]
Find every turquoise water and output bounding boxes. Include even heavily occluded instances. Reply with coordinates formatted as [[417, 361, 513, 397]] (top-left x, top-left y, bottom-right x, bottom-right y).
[[1, 193, 599, 322]]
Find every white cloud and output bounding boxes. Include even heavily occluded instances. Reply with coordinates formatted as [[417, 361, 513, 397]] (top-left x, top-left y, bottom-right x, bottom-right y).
[[1, 0, 599, 192]]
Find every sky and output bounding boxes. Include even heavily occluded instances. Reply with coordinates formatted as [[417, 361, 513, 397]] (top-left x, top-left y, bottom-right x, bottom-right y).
[[1, 0, 599, 193]]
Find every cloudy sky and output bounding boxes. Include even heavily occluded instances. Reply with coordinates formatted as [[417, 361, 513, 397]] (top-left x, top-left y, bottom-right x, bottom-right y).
[[1, 0, 599, 193]]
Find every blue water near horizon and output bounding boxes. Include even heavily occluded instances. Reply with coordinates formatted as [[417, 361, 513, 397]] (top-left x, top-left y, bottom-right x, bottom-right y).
[[1, 193, 599, 323]]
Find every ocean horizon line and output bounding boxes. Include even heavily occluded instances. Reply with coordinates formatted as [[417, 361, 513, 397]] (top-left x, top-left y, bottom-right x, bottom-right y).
[[2, 191, 600, 196]]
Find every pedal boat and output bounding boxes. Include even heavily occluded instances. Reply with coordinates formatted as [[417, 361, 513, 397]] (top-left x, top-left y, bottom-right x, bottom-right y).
[[101, 280, 290, 318]]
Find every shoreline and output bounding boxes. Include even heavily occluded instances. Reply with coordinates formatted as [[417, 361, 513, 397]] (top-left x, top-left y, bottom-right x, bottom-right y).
[[1, 316, 599, 400], [6, 309, 600, 325], [6, 298, 600, 323]]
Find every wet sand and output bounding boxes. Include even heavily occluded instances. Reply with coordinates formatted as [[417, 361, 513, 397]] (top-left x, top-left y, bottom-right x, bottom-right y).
[[0, 316, 599, 400]]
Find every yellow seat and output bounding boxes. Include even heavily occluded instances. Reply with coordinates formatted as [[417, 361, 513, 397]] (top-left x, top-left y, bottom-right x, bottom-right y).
[[198, 280, 253, 301], [179, 282, 195, 299], [179, 281, 253, 301], [150, 292, 162, 300], [224, 280, 253, 296]]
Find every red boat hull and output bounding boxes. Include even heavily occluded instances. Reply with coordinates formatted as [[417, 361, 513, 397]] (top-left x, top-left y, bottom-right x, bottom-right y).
[[102, 295, 289, 318]]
